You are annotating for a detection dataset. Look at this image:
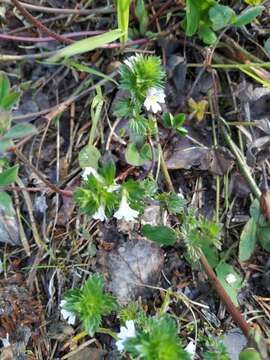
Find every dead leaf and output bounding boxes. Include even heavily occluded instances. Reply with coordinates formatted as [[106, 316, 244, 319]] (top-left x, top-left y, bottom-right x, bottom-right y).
[[98, 235, 164, 303]]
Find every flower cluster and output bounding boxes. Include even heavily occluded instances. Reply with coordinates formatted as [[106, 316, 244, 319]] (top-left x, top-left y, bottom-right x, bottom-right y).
[[75, 160, 156, 223]]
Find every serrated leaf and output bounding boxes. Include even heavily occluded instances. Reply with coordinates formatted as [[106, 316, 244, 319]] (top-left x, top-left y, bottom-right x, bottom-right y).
[[0, 191, 14, 215], [99, 160, 116, 185], [4, 123, 37, 139], [233, 6, 264, 26], [142, 224, 177, 245], [0, 165, 19, 186], [79, 144, 101, 169], [48, 29, 123, 62], [209, 4, 236, 31], [216, 262, 243, 306], [239, 217, 257, 261], [125, 142, 152, 166]]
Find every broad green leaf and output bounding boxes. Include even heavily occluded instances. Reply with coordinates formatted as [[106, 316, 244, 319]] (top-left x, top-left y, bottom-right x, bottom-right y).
[[163, 112, 174, 128], [0, 72, 10, 102], [0, 191, 14, 215], [0, 165, 19, 186], [1, 91, 20, 110], [0, 109, 11, 135], [233, 6, 264, 26], [79, 144, 101, 169], [4, 123, 37, 139], [265, 37, 270, 55], [239, 217, 257, 261], [142, 224, 178, 245], [0, 139, 13, 153], [125, 142, 152, 166], [198, 25, 217, 45], [209, 4, 235, 31], [249, 199, 261, 221], [202, 243, 219, 268], [216, 262, 243, 306], [257, 225, 270, 252], [239, 349, 262, 360], [67, 60, 118, 85], [186, 0, 201, 36], [48, 29, 123, 62], [173, 113, 186, 128]]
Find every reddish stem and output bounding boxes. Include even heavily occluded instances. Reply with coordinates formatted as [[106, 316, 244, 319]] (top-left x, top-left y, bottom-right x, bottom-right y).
[[200, 254, 251, 338], [0, 31, 105, 43], [10, 0, 74, 44]]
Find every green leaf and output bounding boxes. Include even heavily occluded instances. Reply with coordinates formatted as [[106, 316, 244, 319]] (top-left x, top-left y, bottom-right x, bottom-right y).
[[135, 0, 149, 35], [264, 37, 270, 55], [233, 6, 264, 26], [4, 123, 37, 139], [216, 262, 243, 306], [0, 72, 10, 102], [47, 29, 123, 62], [163, 112, 174, 128], [239, 349, 262, 360], [186, 0, 201, 36], [99, 160, 116, 185], [239, 217, 257, 261], [257, 225, 270, 252], [173, 113, 186, 128], [1, 91, 20, 110], [125, 142, 152, 166], [198, 25, 217, 44], [67, 60, 118, 85], [0, 165, 19, 186], [0, 139, 13, 153], [0, 191, 14, 215], [79, 144, 101, 169], [142, 224, 178, 246], [209, 4, 235, 31]]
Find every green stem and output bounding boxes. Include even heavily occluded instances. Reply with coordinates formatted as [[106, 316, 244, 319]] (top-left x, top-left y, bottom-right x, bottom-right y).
[[221, 121, 261, 199], [154, 118, 175, 192]]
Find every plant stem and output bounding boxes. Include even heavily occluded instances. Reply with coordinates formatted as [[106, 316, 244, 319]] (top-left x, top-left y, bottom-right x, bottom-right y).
[[154, 119, 174, 192], [10, 0, 73, 44], [200, 254, 251, 338], [221, 122, 261, 199], [14, 149, 73, 198]]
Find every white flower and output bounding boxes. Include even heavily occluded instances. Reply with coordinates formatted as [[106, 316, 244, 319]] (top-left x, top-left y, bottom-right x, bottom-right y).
[[124, 54, 141, 70], [114, 195, 139, 222], [92, 204, 107, 221], [60, 300, 76, 325], [116, 320, 136, 352], [82, 167, 99, 180], [226, 273, 237, 284], [107, 184, 121, 193], [144, 87, 166, 113], [185, 341, 196, 359]]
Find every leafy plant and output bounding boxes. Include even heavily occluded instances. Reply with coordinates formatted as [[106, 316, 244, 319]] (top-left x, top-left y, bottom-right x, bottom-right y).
[[203, 338, 230, 360], [183, 1, 264, 44], [61, 274, 117, 336], [0, 72, 37, 213], [124, 315, 190, 360]]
